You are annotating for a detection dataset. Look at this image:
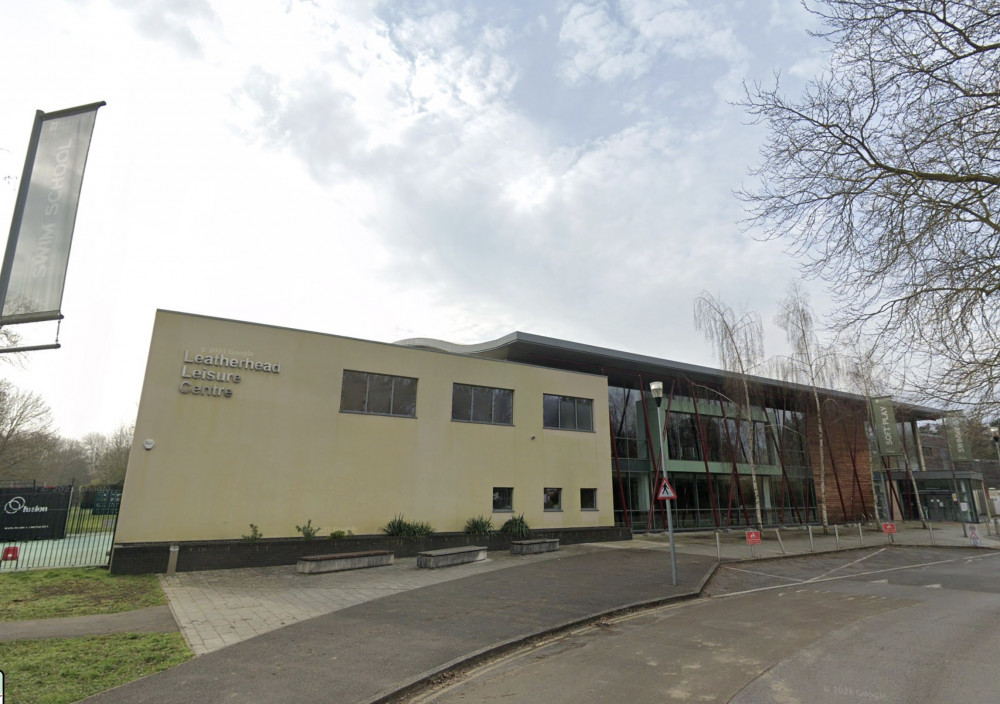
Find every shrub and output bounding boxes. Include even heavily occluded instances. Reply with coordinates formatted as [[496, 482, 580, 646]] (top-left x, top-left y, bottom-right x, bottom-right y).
[[296, 520, 319, 540], [242, 524, 263, 542], [500, 514, 531, 539], [382, 514, 435, 537], [464, 515, 494, 535], [328, 529, 353, 539]]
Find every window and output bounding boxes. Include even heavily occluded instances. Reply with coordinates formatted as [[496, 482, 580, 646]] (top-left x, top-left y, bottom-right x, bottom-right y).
[[666, 412, 702, 461], [493, 487, 513, 512], [340, 370, 417, 417], [452, 384, 513, 425], [580, 488, 597, 510], [542, 394, 593, 431], [544, 487, 562, 511]]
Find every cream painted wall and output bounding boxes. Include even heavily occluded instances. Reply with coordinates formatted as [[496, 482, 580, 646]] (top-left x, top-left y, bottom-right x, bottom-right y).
[[116, 311, 614, 543]]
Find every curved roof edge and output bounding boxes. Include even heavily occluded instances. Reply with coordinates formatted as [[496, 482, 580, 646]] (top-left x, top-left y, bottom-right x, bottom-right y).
[[393, 333, 522, 356], [395, 331, 943, 421]]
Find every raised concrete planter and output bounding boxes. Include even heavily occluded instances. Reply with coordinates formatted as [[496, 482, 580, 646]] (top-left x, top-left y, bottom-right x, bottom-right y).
[[510, 538, 559, 555], [297, 550, 393, 574], [416, 545, 487, 569]]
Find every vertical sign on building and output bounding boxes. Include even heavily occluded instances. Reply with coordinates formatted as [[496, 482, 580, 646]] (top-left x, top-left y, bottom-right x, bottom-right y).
[[869, 396, 903, 456], [0, 102, 104, 325], [944, 412, 971, 462]]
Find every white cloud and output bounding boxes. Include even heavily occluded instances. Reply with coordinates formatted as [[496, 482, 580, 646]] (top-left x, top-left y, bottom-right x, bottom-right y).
[[0, 0, 831, 438], [557, 0, 749, 85], [112, 0, 219, 58]]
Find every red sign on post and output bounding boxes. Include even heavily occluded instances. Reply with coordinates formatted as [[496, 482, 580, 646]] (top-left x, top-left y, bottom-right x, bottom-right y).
[[745, 530, 761, 545], [657, 478, 676, 501], [882, 522, 897, 534], [2, 546, 19, 561]]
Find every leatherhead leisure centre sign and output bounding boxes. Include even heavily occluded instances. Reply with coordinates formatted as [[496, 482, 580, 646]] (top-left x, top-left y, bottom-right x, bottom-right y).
[[179, 349, 281, 398]]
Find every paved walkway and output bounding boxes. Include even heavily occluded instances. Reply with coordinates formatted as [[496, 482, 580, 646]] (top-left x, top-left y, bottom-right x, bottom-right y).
[[0, 605, 176, 641], [2, 520, 996, 703], [82, 544, 717, 703], [159, 545, 595, 654]]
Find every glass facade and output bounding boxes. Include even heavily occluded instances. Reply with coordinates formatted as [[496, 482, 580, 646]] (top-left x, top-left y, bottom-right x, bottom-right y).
[[608, 383, 818, 530]]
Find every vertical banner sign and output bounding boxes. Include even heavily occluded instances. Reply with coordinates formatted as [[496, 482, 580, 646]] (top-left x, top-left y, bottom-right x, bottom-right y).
[[0, 102, 104, 324], [944, 412, 971, 462], [869, 396, 903, 456]]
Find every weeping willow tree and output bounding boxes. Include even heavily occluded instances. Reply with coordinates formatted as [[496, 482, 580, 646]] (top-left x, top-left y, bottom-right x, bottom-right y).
[[774, 283, 843, 532], [694, 292, 765, 528]]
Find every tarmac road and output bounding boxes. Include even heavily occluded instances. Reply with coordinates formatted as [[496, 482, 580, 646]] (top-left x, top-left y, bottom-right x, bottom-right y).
[[403, 548, 1000, 704]]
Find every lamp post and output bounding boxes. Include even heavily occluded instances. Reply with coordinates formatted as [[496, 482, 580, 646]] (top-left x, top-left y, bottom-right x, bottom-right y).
[[650, 381, 678, 587], [990, 424, 1000, 523]]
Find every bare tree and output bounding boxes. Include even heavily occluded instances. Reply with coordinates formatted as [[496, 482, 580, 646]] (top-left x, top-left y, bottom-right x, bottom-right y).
[[0, 381, 55, 476], [774, 283, 843, 531], [741, 1, 1000, 414], [83, 423, 134, 485], [33, 436, 87, 486], [694, 292, 765, 527]]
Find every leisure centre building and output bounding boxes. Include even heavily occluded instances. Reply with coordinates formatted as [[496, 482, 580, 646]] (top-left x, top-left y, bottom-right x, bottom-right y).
[[111, 310, 947, 573]]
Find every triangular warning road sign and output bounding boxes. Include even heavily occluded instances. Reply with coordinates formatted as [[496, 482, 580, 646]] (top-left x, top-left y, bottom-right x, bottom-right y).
[[657, 478, 676, 500]]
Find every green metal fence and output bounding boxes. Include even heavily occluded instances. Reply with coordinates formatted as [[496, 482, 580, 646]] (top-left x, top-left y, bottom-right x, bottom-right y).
[[1, 485, 121, 570]]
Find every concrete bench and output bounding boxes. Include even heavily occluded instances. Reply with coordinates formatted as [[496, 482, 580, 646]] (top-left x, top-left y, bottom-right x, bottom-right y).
[[416, 545, 487, 569], [297, 550, 394, 574], [510, 538, 559, 555]]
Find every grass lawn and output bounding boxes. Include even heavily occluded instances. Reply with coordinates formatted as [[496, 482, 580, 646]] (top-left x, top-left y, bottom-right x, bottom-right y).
[[65, 505, 117, 535], [0, 633, 191, 704], [0, 567, 194, 702], [0, 567, 165, 621]]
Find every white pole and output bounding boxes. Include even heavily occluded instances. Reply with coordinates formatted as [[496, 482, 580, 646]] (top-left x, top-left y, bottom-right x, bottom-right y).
[[666, 494, 678, 586]]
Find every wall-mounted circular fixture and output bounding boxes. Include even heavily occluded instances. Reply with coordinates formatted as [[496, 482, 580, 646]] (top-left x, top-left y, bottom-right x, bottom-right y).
[[143, 439, 155, 450]]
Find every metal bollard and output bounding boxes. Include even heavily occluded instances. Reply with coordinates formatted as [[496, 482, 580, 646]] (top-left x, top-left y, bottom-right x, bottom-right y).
[[858, 522, 864, 548], [716, 531, 721, 561], [775, 528, 786, 555], [834, 524, 841, 549], [808, 525, 815, 552], [167, 543, 180, 576], [928, 523, 935, 545]]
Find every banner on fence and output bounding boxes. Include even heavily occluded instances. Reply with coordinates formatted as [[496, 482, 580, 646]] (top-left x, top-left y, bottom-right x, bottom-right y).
[[0, 486, 71, 540]]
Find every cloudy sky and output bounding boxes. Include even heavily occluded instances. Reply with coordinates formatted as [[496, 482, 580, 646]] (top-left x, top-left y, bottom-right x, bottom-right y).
[[0, 0, 830, 439]]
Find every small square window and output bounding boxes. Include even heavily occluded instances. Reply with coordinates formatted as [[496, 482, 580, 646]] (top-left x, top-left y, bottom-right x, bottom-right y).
[[544, 487, 562, 511], [493, 487, 513, 512], [580, 488, 597, 510]]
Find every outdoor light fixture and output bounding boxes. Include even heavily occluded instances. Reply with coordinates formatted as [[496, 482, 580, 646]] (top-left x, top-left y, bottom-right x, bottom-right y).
[[650, 380, 664, 407]]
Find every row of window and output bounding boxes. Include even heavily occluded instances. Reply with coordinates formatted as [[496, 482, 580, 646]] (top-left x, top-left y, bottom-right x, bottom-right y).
[[339, 371, 594, 431], [664, 412, 809, 467], [493, 486, 598, 512]]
